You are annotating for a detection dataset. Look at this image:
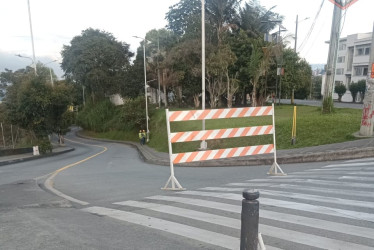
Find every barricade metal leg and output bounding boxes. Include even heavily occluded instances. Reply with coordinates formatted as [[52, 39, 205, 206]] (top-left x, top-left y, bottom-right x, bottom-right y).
[[267, 161, 286, 176], [162, 109, 185, 190], [268, 104, 286, 176]]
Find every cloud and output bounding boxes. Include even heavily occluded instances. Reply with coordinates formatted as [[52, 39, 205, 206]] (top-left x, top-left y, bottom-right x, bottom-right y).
[[0, 50, 64, 79]]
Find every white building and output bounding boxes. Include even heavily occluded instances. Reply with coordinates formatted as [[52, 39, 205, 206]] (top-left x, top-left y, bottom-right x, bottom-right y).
[[331, 32, 372, 102]]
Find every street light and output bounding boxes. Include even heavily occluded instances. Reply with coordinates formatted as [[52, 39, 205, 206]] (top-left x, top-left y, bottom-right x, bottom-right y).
[[43, 60, 57, 87], [200, 0, 207, 150], [133, 35, 150, 142], [27, 0, 37, 76], [294, 15, 309, 52], [15, 54, 37, 76]]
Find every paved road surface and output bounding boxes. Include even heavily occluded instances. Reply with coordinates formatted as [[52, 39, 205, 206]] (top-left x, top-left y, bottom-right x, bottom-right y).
[[1, 131, 373, 249]]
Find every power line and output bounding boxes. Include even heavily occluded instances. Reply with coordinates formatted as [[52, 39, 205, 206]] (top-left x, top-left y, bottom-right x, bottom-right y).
[[298, 0, 325, 52]]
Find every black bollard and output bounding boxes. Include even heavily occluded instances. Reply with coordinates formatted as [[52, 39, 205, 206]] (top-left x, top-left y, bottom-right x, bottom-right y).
[[240, 189, 260, 250]]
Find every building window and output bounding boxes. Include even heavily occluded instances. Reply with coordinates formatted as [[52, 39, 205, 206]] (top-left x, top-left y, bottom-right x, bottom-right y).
[[356, 45, 370, 56], [354, 66, 368, 76], [337, 56, 345, 63], [364, 67, 368, 75], [339, 43, 346, 50], [336, 68, 344, 75]]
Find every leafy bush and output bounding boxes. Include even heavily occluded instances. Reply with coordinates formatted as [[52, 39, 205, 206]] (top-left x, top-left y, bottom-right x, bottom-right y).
[[121, 96, 156, 130], [77, 100, 121, 132], [334, 84, 346, 102], [357, 80, 366, 102], [349, 82, 359, 103], [38, 139, 52, 154]]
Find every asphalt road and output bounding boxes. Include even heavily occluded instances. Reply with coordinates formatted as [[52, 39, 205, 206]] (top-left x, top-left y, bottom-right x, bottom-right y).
[[1, 130, 373, 249]]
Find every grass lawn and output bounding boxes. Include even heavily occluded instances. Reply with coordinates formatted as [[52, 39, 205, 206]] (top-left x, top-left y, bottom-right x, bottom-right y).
[[82, 105, 363, 153]]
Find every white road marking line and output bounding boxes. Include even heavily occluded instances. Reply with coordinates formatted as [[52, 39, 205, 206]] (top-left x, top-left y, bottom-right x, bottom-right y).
[[323, 162, 374, 168], [345, 158, 374, 163], [81, 206, 240, 250], [339, 176, 374, 181], [240, 183, 374, 199], [246, 178, 374, 189], [177, 191, 374, 222], [259, 190, 374, 209], [115, 200, 373, 250], [145, 196, 374, 239]]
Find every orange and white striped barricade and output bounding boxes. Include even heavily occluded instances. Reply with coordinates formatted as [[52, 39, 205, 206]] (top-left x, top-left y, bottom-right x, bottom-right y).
[[162, 104, 286, 190]]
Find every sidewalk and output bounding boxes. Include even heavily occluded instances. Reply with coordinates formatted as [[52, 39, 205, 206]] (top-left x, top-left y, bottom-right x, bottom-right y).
[[76, 132, 374, 167], [0, 145, 74, 167]]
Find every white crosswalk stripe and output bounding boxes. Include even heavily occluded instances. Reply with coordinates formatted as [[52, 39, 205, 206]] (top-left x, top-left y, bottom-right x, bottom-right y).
[[81, 159, 374, 249]]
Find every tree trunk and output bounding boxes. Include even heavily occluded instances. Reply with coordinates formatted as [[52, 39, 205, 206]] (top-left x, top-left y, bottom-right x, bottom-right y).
[[193, 93, 200, 108]]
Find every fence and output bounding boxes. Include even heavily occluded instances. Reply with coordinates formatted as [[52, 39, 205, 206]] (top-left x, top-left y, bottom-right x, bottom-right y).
[[163, 104, 286, 190]]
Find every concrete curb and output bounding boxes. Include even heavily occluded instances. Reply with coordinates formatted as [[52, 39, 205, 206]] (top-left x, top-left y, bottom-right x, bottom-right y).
[[76, 131, 374, 167], [0, 147, 75, 167]]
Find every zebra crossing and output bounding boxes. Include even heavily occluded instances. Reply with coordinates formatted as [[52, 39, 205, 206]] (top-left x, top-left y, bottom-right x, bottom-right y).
[[81, 159, 374, 249]]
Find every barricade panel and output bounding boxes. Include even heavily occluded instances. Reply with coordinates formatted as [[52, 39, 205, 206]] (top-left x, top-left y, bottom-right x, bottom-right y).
[[172, 144, 274, 164], [170, 125, 273, 143], [162, 104, 285, 190], [169, 106, 273, 122]]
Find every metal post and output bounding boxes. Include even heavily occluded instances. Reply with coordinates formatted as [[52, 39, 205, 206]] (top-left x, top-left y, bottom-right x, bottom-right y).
[[27, 0, 37, 76], [200, 0, 207, 150], [157, 34, 161, 108], [11, 124, 14, 149], [294, 15, 298, 52], [240, 189, 260, 250], [143, 39, 150, 142], [49, 67, 53, 86], [1, 123, 5, 148], [82, 85, 86, 106], [322, 0, 342, 113]]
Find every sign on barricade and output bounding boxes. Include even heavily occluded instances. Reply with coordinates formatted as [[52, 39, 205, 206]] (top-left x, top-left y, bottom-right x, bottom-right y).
[[162, 104, 285, 190]]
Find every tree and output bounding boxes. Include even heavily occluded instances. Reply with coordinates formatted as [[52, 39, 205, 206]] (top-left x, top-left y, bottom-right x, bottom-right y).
[[357, 79, 366, 103], [281, 49, 312, 103], [349, 82, 359, 103], [166, 0, 201, 37], [238, 0, 280, 38], [61, 28, 134, 103], [312, 75, 322, 99], [206, 44, 237, 108], [334, 84, 346, 102], [206, 0, 241, 44], [2, 66, 74, 148]]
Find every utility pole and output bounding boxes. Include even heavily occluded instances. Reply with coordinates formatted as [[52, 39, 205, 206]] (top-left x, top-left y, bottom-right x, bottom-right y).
[[322, 0, 342, 113], [200, 0, 207, 150], [157, 33, 161, 108], [27, 0, 37, 76], [359, 23, 374, 136], [294, 15, 298, 52]]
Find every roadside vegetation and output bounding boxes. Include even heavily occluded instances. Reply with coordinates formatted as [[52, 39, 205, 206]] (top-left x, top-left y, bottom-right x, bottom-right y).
[[80, 102, 362, 153], [0, 0, 365, 154]]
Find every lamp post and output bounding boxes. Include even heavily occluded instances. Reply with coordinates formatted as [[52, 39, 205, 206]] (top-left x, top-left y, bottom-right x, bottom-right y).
[[27, 0, 37, 76], [200, 0, 207, 150], [15, 54, 37, 76], [133, 35, 150, 142], [294, 15, 309, 52], [44, 60, 57, 87]]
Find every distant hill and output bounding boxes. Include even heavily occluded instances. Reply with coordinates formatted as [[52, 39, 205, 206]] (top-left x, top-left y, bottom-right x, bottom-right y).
[[310, 64, 325, 70]]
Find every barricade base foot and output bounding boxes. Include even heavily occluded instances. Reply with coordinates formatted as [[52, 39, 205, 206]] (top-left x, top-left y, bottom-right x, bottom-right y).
[[267, 162, 287, 176], [161, 175, 185, 191]]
